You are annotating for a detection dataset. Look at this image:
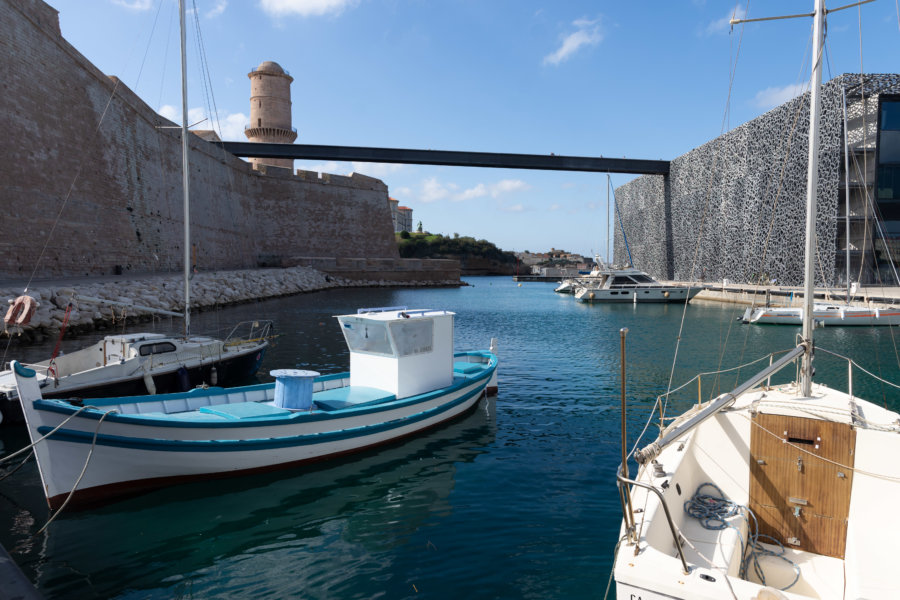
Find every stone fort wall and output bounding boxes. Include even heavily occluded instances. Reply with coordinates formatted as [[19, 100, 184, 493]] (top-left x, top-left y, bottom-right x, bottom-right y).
[[614, 74, 900, 287], [0, 0, 400, 280]]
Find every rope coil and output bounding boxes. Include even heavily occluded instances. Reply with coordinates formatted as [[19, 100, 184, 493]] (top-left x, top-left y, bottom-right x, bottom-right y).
[[683, 482, 800, 591]]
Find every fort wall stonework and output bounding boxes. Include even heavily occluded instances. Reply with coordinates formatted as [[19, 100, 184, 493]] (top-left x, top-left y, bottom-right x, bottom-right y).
[[0, 0, 400, 280]]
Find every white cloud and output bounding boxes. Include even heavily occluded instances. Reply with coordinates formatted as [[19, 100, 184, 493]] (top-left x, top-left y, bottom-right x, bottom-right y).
[[705, 5, 745, 36], [259, 0, 358, 18], [159, 105, 254, 142], [500, 203, 525, 213], [350, 162, 405, 178], [217, 112, 248, 140], [490, 179, 529, 197], [207, 0, 228, 18], [297, 161, 344, 174], [112, 0, 154, 10], [549, 203, 561, 211], [456, 183, 488, 201], [543, 17, 603, 66], [158, 104, 178, 122], [420, 177, 455, 203], [157, 105, 207, 127], [753, 83, 806, 110], [412, 177, 529, 204]]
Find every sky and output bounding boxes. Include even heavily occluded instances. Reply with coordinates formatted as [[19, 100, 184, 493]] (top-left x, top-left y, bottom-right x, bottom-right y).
[[45, 0, 900, 260]]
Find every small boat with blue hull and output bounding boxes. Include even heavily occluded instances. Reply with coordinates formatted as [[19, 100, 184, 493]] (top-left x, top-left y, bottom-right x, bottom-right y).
[[11, 307, 498, 509]]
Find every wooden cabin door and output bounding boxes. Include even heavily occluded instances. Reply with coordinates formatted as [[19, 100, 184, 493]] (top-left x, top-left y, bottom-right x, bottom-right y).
[[749, 413, 855, 559]]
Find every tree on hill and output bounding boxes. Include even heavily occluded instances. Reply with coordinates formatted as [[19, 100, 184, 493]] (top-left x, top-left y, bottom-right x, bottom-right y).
[[396, 233, 516, 265]]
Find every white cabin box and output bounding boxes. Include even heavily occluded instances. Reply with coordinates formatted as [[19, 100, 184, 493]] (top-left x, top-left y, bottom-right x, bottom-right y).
[[336, 308, 455, 399]]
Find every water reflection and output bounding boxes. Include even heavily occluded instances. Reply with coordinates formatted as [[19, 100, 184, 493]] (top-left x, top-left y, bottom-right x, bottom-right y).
[[10, 397, 496, 598]]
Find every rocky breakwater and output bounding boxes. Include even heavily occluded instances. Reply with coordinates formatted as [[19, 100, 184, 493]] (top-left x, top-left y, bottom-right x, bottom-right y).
[[1, 266, 460, 344]]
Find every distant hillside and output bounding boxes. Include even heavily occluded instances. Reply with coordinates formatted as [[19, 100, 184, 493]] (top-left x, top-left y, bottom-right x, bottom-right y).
[[396, 233, 517, 275]]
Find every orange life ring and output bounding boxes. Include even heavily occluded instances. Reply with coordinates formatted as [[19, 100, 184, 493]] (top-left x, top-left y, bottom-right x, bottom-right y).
[[4, 295, 38, 327]]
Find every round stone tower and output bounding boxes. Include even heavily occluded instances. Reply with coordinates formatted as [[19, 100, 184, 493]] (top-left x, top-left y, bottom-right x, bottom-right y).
[[245, 60, 297, 170]]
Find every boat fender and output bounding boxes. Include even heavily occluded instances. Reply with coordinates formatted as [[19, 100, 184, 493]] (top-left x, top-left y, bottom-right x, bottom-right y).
[[176, 366, 190, 392], [752, 587, 789, 600], [663, 291, 670, 298], [143, 371, 157, 395], [4, 295, 39, 327], [210, 366, 218, 386]]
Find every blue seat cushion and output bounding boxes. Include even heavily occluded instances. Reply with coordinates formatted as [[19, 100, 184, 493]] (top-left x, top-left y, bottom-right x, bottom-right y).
[[313, 386, 395, 411], [453, 362, 482, 375], [198, 402, 292, 420]]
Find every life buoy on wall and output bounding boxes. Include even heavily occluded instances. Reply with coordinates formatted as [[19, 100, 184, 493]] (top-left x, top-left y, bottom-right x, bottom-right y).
[[4, 295, 39, 328]]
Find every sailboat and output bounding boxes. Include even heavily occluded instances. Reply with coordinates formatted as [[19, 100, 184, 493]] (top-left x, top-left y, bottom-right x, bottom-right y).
[[0, 1, 272, 424], [613, 2, 900, 599]]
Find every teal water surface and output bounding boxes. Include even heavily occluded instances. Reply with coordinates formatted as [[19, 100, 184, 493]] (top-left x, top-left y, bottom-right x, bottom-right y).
[[1, 277, 899, 599]]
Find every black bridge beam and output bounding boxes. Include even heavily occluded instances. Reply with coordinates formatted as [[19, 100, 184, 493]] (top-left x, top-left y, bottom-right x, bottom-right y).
[[214, 142, 669, 175]]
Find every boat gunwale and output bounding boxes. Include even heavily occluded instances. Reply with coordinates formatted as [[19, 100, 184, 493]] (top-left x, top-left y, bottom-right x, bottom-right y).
[[33, 382, 489, 451], [27, 353, 497, 429]]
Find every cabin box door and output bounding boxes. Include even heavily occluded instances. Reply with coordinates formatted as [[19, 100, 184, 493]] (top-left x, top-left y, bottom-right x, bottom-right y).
[[749, 413, 855, 559]]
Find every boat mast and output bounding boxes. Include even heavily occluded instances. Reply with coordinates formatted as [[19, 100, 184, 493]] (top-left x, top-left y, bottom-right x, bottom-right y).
[[179, 0, 191, 337], [842, 87, 851, 304], [800, 0, 825, 397], [606, 174, 611, 267]]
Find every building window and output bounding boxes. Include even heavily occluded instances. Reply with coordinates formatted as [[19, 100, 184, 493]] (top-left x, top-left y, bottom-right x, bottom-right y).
[[875, 97, 900, 273], [258, 118, 261, 127]]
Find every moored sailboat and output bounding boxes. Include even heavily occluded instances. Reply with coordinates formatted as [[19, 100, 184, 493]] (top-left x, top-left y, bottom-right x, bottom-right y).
[[613, 2, 900, 599]]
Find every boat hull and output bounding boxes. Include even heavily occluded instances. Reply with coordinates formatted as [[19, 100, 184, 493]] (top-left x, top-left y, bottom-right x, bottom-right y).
[[744, 306, 900, 326], [13, 353, 496, 508], [575, 286, 702, 303]]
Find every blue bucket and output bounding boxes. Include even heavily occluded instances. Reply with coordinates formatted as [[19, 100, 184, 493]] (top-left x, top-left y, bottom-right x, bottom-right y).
[[270, 369, 320, 409]]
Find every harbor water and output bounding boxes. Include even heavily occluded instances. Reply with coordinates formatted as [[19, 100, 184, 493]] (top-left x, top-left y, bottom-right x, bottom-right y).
[[2, 276, 899, 599]]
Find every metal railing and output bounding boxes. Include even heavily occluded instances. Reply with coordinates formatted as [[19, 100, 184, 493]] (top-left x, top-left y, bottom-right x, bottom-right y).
[[616, 466, 690, 575]]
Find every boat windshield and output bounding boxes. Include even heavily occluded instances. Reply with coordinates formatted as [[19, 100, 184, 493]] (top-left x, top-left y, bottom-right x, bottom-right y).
[[340, 320, 394, 356], [389, 319, 433, 357], [630, 274, 656, 283]]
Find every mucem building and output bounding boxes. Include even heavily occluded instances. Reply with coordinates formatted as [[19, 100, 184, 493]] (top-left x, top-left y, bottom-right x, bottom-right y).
[[614, 74, 900, 288]]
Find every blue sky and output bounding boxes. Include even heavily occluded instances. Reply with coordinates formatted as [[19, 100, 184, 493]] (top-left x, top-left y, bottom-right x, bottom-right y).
[[47, 1, 899, 259]]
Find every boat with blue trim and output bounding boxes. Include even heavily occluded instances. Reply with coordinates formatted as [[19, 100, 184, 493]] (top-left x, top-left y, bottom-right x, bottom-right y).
[[10, 307, 498, 509]]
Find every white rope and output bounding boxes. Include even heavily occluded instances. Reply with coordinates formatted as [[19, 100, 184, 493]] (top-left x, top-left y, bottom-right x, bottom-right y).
[[0, 405, 95, 465]]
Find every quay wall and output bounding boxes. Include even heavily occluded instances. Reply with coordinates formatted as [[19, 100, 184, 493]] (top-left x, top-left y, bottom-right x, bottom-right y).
[[0, 0, 400, 280], [614, 74, 900, 287]]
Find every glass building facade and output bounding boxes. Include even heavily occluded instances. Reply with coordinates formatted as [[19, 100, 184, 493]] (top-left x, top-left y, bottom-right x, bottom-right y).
[[876, 97, 900, 272]]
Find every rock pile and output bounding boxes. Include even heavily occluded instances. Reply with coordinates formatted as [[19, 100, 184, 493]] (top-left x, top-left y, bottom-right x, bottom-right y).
[[1, 266, 459, 342]]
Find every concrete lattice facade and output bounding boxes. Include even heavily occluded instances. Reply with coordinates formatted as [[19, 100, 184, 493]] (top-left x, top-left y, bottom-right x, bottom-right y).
[[615, 74, 900, 287], [0, 0, 402, 280]]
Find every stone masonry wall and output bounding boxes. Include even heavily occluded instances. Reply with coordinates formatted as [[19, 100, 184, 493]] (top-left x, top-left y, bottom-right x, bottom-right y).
[[614, 75, 900, 287], [0, 0, 399, 280]]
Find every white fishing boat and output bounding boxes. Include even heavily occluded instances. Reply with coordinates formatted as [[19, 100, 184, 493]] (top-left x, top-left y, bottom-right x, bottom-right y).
[[9, 306, 498, 509], [0, 1, 273, 423], [742, 302, 900, 326], [613, 3, 900, 599], [573, 264, 702, 303]]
